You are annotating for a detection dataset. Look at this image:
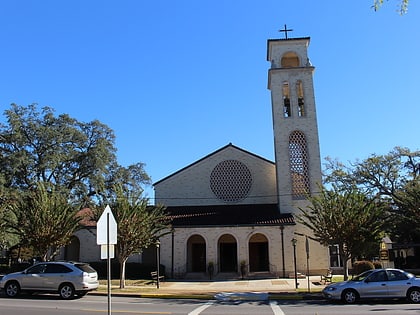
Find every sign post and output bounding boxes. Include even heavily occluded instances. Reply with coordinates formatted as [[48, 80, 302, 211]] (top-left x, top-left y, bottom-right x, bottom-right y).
[[97, 205, 117, 315]]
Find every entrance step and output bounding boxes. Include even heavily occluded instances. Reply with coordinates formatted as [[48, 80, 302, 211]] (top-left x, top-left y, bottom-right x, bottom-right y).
[[247, 272, 277, 279], [213, 272, 240, 280], [184, 272, 208, 280]]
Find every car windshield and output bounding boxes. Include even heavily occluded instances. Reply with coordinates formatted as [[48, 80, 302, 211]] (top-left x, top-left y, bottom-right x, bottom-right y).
[[75, 263, 96, 273], [351, 270, 374, 281]]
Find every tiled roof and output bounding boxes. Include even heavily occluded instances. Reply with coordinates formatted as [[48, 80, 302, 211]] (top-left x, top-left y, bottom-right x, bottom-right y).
[[167, 204, 295, 227]]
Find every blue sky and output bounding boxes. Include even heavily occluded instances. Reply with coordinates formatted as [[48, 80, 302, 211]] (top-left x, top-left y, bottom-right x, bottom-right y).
[[1, 1, 419, 200]]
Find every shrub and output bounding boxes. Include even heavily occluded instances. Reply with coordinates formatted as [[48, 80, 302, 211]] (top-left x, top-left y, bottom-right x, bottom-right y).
[[352, 260, 375, 275], [373, 261, 382, 269], [88, 262, 165, 280]]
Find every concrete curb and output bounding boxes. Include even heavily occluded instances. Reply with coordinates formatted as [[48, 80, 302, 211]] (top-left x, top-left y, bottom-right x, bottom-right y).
[[90, 290, 324, 301]]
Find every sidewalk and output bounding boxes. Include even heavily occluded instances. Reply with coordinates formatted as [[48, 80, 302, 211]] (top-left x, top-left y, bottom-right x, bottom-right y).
[[93, 276, 327, 300]]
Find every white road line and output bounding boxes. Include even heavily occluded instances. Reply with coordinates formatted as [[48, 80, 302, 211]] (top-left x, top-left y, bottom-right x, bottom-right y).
[[270, 301, 285, 315], [188, 301, 214, 315]]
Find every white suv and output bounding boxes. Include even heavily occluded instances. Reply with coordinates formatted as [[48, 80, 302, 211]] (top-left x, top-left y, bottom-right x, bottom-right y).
[[0, 261, 99, 299]]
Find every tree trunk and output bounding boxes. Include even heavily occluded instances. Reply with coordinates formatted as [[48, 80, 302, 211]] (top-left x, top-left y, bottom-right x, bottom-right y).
[[119, 257, 128, 289], [340, 254, 351, 280]]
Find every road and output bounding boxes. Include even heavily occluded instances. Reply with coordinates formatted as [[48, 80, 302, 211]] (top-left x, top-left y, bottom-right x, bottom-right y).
[[0, 294, 420, 315]]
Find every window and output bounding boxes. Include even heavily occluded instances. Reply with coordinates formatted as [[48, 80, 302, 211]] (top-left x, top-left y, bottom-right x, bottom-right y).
[[27, 264, 46, 274], [289, 131, 310, 198], [329, 245, 343, 268], [282, 82, 291, 117], [367, 270, 387, 282], [386, 270, 409, 281], [45, 264, 72, 273], [296, 81, 305, 117]]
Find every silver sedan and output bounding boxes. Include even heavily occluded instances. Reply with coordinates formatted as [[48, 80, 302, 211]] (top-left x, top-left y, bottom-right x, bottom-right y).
[[323, 268, 420, 304]]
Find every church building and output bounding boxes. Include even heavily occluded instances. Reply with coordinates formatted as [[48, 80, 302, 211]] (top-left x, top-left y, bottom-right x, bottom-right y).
[[154, 33, 329, 279]]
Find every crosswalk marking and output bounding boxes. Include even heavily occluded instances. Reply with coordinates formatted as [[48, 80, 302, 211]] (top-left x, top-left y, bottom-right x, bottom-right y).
[[270, 301, 286, 315], [188, 301, 214, 315]]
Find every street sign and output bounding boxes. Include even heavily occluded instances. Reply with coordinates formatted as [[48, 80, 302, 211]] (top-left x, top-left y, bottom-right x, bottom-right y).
[[101, 244, 115, 259], [96, 205, 117, 245]]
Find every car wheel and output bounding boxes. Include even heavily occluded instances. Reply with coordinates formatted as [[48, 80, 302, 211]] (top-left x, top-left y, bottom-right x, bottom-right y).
[[342, 289, 359, 304], [408, 288, 420, 303], [59, 283, 75, 300], [5, 281, 20, 298]]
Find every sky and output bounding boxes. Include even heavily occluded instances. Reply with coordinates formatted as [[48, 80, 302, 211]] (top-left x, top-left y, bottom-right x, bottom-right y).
[[1, 1, 419, 200]]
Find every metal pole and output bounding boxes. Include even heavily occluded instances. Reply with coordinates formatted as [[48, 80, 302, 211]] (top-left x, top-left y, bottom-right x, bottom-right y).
[[156, 241, 160, 289], [280, 226, 286, 278], [107, 213, 111, 315], [171, 230, 174, 279], [305, 235, 310, 293], [292, 238, 298, 289]]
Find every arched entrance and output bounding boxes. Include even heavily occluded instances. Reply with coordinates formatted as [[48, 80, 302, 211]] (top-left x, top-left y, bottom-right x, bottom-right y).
[[249, 233, 269, 272], [65, 236, 80, 261], [218, 234, 237, 272], [187, 235, 206, 272]]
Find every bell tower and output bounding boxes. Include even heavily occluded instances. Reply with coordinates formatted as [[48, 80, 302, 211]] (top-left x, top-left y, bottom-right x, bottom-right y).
[[267, 32, 322, 215]]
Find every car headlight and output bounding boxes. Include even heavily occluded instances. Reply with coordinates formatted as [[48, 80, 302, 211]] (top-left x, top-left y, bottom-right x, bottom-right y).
[[325, 286, 337, 292]]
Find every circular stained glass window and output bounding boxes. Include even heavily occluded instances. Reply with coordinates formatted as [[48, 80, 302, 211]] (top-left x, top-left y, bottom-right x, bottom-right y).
[[210, 160, 252, 202]]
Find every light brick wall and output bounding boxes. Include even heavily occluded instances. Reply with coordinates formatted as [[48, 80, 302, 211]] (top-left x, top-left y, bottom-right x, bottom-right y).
[[155, 145, 277, 207], [268, 38, 322, 215], [158, 225, 328, 277]]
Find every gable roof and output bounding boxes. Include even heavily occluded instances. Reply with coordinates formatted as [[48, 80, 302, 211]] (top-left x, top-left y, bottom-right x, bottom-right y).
[[167, 204, 294, 227], [153, 143, 274, 186]]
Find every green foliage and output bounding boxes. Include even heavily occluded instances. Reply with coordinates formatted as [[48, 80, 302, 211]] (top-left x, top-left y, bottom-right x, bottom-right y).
[[92, 184, 171, 288], [324, 147, 420, 244], [373, 0, 409, 14], [373, 261, 383, 269], [0, 103, 153, 255], [6, 182, 82, 261], [0, 103, 117, 201], [352, 260, 375, 275], [299, 185, 385, 279]]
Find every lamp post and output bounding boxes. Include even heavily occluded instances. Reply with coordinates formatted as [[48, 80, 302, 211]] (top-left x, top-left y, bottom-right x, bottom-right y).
[[291, 238, 298, 289], [294, 232, 311, 292], [156, 240, 160, 289], [305, 235, 310, 292]]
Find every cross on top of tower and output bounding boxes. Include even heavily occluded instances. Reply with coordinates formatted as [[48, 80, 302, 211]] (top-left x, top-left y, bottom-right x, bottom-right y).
[[279, 24, 293, 39]]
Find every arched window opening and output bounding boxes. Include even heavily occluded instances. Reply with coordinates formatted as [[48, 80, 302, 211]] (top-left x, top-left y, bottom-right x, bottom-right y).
[[282, 81, 291, 117], [296, 81, 305, 117], [289, 131, 310, 198], [281, 52, 300, 68]]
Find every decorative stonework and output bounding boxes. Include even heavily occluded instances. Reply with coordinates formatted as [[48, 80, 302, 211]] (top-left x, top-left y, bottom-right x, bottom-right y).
[[210, 160, 252, 202]]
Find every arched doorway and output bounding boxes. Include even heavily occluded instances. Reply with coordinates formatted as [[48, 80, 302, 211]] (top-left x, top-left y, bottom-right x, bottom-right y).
[[218, 234, 237, 272], [249, 233, 269, 272], [65, 236, 80, 261], [187, 235, 206, 272]]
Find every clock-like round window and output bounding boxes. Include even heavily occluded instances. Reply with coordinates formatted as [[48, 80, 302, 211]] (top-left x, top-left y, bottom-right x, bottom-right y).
[[210, 160, 252, 202]]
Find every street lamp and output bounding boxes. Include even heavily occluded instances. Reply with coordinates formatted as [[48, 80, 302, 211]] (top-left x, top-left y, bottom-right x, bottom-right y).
[[291, 238, 298, 289], [295, 232, 311, 293], [156, 240, 161, 289]]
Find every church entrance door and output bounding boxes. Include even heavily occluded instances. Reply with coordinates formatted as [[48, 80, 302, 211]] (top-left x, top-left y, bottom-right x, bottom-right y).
[[249, 233, 269, 272], [187, 235, 206, 272], [218, 234, 238, 272]]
